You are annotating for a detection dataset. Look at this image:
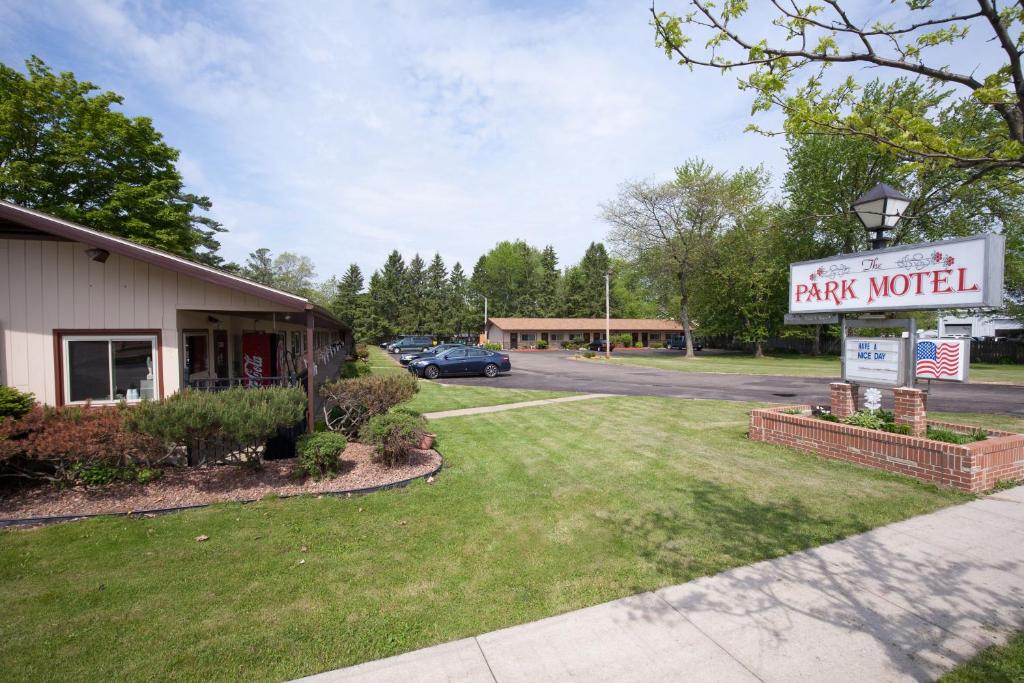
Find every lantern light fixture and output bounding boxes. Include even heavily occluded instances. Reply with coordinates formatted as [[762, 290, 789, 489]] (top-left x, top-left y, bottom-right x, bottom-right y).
[[851, 183, 911, 250]]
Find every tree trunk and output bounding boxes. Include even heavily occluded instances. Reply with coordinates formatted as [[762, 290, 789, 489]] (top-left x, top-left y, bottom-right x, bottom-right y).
[[811, 325, 822, 356], [679, 295, 694, 357], [754, 340, 764, 358]]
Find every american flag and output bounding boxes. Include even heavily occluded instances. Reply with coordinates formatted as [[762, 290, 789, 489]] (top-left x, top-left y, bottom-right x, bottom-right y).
[[916, 341, 961, 378]]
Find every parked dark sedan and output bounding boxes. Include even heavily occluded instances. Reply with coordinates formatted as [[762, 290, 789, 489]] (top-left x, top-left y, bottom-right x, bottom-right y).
[[407, 347, 511, 379], [665, 335, 703, 351], [588, 339, 616, 352], [399, 343, 465, 366]]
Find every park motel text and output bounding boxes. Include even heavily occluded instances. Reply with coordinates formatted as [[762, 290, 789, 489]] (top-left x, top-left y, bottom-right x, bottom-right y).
[[789, 234, 1005, 314]]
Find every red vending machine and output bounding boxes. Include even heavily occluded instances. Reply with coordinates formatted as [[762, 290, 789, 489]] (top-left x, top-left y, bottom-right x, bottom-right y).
[[242, 333, 273, 386]]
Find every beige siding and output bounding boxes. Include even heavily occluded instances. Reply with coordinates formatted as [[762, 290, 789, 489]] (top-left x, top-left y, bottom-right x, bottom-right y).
[[0, 238, 303, 404]]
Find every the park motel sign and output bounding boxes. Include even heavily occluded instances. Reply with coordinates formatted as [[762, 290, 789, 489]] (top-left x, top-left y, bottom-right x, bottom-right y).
[[789, 234, 1005, 314]]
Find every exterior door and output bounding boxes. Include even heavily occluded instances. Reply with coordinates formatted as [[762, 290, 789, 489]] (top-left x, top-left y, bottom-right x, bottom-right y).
[[183, 332, 209, 383], [510, 333, 518, 349], [214, 330, 229, 378], [541, 332, 549, 344], [641, 332, 648, 347]]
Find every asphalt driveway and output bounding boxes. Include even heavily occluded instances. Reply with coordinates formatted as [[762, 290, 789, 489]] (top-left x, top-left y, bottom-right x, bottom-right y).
[[438, 350, 1024, 416]]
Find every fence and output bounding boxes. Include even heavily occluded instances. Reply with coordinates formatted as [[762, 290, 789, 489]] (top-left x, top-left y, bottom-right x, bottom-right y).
[[971, 339, 1024, 364], [700, 335, 840, 356]]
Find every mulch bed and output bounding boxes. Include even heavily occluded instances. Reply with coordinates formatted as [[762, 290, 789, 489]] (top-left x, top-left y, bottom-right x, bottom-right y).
[[0, 443, 441, 521]]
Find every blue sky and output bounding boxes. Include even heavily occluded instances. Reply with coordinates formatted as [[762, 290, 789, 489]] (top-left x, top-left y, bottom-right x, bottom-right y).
[[0, 1, 1003, 281]]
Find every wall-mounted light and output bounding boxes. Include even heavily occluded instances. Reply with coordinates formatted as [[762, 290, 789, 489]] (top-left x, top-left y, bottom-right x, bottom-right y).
[[85, 248, 110, 263]]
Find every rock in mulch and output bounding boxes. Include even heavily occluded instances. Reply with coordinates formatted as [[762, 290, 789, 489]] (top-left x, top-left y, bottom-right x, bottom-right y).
[[0, 443, 440, 521]]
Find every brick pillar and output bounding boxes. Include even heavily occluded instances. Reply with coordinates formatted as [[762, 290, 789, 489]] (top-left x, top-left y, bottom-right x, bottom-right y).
[[830, 382, 858, 419], [894, 387, 927, 437]]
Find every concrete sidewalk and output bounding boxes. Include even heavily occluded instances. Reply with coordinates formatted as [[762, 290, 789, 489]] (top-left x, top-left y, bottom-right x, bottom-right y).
[[297, 487, 1024, 682], [422, 393, 612, 419]]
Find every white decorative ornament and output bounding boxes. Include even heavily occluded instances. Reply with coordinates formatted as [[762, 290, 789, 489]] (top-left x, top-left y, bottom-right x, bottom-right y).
[[863, 387, 882, 413]]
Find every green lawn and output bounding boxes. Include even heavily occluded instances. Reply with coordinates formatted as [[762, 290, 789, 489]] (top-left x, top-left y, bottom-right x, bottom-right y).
[[602, 352, 1024, 385], [407, 381, 575, 414], [0, 395, 970, 682], [941, 631, 1024, 682], [930, 411, 1024, 433], [366, 345, 575, 413]]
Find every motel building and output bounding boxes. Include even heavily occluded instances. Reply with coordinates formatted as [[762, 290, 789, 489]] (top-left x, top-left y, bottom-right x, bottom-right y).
[[0, 201, 351, 427], [484, 317, 684, 349]]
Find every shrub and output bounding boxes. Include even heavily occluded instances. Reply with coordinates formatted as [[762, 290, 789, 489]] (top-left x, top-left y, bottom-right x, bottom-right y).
[[842, 411, 886, 430], [781, 408, 803, 415], [483, 342, 502, 351], [0, 405, 163, 483], [320, 374, 419, 436], [926, 426, 987, 444], [0, 386, 35, 419], [612, 333, 633, 347], [562, 340, 578, 350], [69, 462, 163, 486], [581, 350, 596, 358], [354, 343, 369, 361], [340, 361, 371, 379], [127, 387, 306, 468], [536, 339, 549, 349], [818, 412, 839, 423], [296, 432, 348, 479], [881, 423, 913, 435], [360, 410, 427, 467], [649, 341, 664, 349]]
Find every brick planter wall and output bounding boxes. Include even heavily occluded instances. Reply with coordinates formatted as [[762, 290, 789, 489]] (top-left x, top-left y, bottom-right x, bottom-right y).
[[749, 406, 1024, 493]]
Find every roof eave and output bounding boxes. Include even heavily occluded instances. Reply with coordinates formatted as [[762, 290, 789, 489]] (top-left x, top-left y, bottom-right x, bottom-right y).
[[0, 200, 314, 311]]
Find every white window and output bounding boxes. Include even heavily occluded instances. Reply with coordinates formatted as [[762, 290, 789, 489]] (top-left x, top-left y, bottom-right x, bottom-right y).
[[549, 333, 563, 341], [520, 333, 536, 342], [63, 334, 158, 404]]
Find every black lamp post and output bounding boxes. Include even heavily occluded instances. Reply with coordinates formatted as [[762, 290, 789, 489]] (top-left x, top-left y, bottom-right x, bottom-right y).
[[851, 183, 911, 250]]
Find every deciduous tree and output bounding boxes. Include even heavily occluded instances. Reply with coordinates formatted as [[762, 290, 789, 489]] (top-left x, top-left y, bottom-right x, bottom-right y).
[[651, 1, 1024, 175], [604, 159, 768, 356], [0, 56, 225, 263]]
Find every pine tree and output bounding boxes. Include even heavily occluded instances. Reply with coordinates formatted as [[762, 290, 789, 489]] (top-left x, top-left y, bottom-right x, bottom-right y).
[[449, 262, 476, 335], [424, 253, 449, 336], [578, 242, 613, 317], [403, 254, 427, 333], [242, 248, 276, 285], [371, 251, 406, 337], [332, 263, 367, 339], [538, 245, 561, 317]]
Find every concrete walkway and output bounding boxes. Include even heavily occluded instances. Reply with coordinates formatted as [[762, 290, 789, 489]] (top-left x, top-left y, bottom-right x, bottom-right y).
[[422, 393, 612, 419], [297, 486, 1024, 682]]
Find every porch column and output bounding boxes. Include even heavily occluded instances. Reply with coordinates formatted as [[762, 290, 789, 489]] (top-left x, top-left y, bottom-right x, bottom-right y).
[[306, 309, 315, 433]]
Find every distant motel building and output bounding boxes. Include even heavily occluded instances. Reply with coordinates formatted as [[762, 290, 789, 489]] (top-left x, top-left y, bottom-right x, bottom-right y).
[[484, 318, 683, 349]]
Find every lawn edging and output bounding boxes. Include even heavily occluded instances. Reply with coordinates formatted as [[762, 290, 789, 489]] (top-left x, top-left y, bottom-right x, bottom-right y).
[[0, 454, 444, 529], [750, 406, 1024, 493]]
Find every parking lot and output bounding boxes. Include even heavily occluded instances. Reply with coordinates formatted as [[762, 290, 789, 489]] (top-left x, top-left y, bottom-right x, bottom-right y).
[[435, 349, 1024, 415]]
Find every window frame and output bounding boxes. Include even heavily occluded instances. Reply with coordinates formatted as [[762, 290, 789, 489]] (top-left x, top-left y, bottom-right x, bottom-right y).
[[55, 329, 163, 406]]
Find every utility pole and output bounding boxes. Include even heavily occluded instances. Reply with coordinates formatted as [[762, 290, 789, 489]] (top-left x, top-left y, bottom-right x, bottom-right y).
[[605, 271, 611, 360], [483, 296, 488, 345]]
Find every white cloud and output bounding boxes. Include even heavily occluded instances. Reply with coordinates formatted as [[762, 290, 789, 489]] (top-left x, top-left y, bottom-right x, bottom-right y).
[[6, 0, 791, 278]]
